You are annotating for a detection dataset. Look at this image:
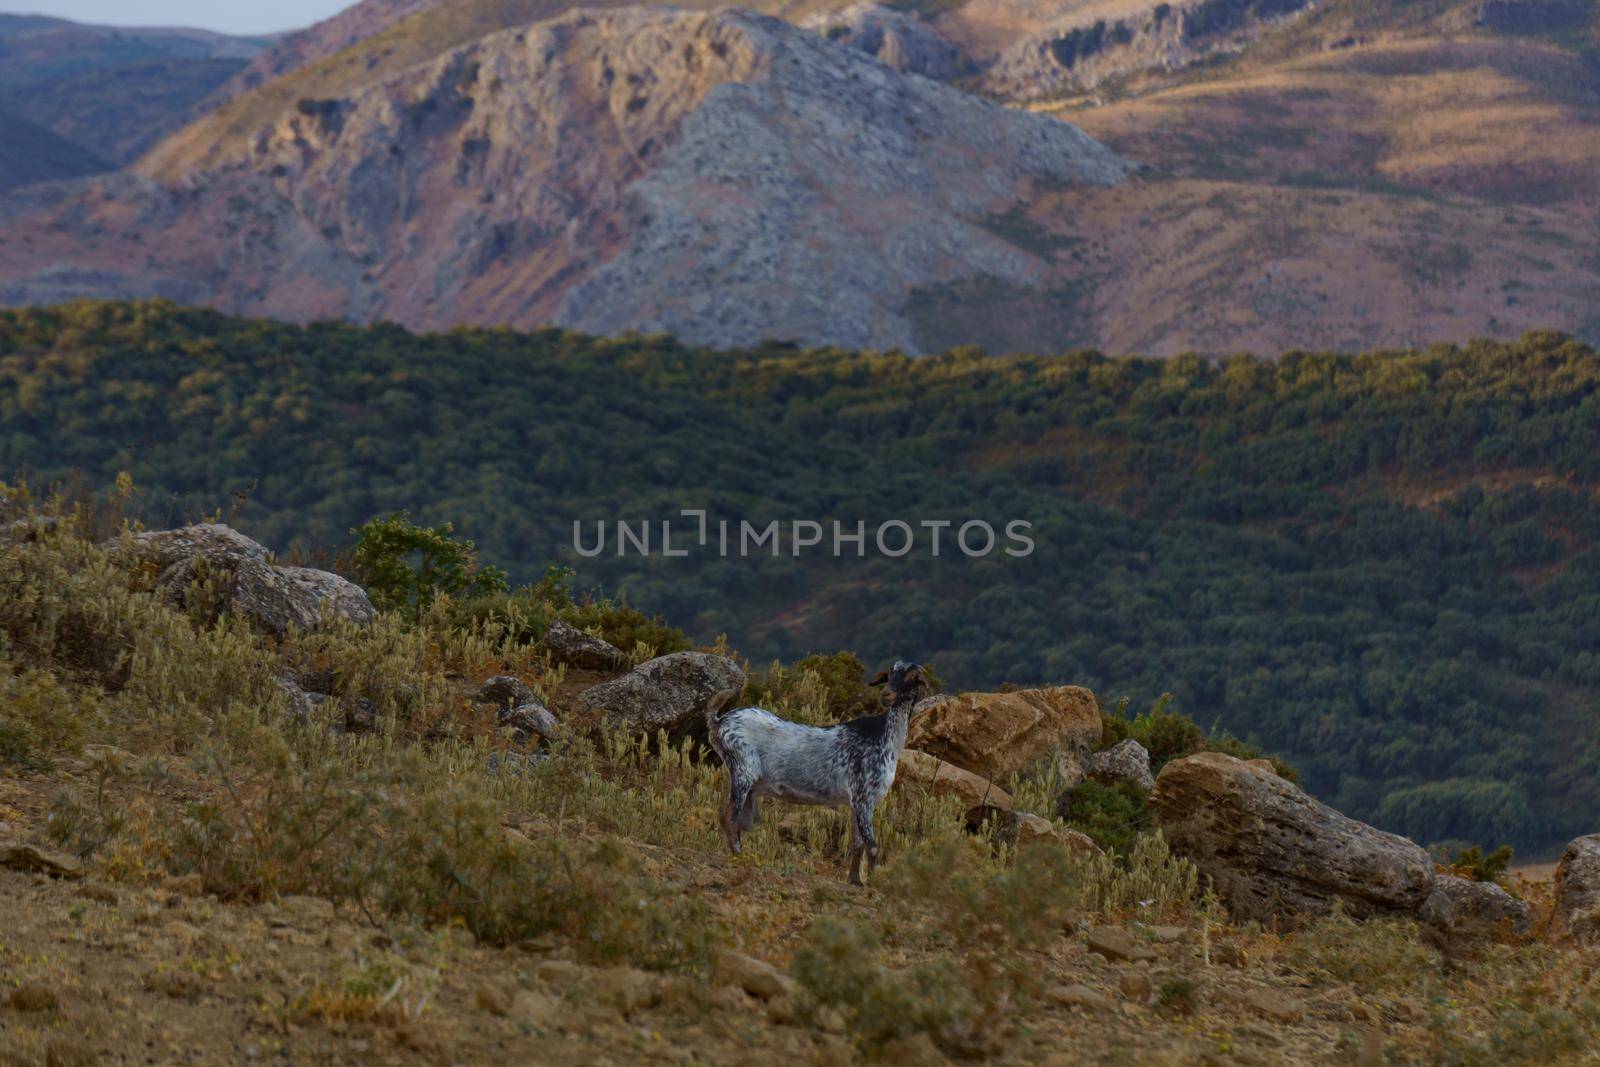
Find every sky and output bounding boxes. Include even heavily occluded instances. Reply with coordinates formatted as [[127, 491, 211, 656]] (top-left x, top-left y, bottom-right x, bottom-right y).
[[0, 0, 348, 35]]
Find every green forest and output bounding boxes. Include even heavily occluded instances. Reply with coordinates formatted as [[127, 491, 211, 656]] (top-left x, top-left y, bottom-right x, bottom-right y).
[[4, 300, 1599, 856]]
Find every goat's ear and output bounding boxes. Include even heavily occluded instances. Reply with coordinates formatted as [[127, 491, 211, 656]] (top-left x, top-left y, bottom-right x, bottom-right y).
[[905, 665, 926, 685], [867, 670, 888, 687]]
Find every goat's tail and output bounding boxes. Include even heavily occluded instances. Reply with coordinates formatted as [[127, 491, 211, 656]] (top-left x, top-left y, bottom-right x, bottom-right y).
[[703, 687, 738, 761]]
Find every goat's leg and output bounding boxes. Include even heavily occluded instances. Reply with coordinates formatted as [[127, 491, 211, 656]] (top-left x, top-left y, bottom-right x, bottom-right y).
[[737, 792, 760, 831], [724, 778, 755, 855], [848, 803, 879, 884], [860, 808, 880, 877], [846, 805, 868, 886]]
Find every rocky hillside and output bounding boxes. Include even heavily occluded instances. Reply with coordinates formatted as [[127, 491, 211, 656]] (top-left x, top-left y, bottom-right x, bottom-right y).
[[1, 0, 1597, 353], [0, 8, 1127, 353], [0, 14, 270, 167], [210, 0, 440, 103], [2, 506, 1598, 1064]]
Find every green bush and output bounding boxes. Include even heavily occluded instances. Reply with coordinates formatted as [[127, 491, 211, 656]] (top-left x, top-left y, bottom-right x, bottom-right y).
[[1055, 779, 1152, 855], [350, 512, 507, 617], [1446, 844, 1515, 883]]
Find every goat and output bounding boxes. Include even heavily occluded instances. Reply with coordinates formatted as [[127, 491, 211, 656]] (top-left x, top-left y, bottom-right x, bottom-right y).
[[705, 661, 929, 885]]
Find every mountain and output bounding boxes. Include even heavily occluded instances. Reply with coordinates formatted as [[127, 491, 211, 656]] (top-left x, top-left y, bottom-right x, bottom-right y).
[[0, 14, 272, 166], [0, 7, 1127, 353], [0, 111, 113, 191], [6, 300, 1600, 855], [3, 0, 1596, 354], [210, 0, 440, 102]]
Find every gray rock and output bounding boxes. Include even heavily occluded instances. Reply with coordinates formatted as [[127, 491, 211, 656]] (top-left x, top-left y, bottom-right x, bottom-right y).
[[110, 522, 269, 568], [575, 651, 745, 739], [1084, 738, 1155, 792], [540, 619, 624, 672], [476, 675, 536, 710], [1152, 752, 1435, 924], [501, 699, 561, 743], [1553, 834, 1600, 945], [276, 566, 378, 626], [117, 523, 375, 635], [273, 672, 316, 721], [1421, 873, 1531, 935]]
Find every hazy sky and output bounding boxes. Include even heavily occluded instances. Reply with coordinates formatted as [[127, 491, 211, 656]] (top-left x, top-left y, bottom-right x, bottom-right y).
[[0, 0, 348, 34]]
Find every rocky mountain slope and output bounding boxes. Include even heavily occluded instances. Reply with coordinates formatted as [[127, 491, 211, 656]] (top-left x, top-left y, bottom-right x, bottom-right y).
[[0, 14, 271, 167], [211, 0, 440, 102], [1, 0, 1597, 354], [0, 7, 1128, 353]]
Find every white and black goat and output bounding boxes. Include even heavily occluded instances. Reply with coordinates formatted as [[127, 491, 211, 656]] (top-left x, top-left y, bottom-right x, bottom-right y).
[[705, 661, 929, 885]]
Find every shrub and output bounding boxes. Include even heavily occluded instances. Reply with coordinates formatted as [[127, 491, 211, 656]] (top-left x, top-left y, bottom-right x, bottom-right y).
[[350, 512, 507, 617], [559, 595, 692, 661], [790, 917, 975, 1053], [1055, 779, 1152, 854], [1101, 693, 1299, 781], [1446, 844, 1515, 883]]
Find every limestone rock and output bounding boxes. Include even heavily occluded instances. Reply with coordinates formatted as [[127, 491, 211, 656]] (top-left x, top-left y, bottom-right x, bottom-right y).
[[1047, 983, 1115, 1011], [502, 699, 561, 743], [895, 748, 1012, 815], [1152, 752, 1434, 923], [476, 675, 536, 710], [1085, 926, 1156, 963], [1421, 873, 1531, 935], [1084, 738, 1155, 792], [112, 523, 375, 635], [540, 619, 625, 672], [109, 523, 268, 568], [906, 685, 1101, 783], [715, 950, 797, 1001], [576, 651, 745, 739], [0, 842, 84, 880], [1553, 834, 1600, 945]]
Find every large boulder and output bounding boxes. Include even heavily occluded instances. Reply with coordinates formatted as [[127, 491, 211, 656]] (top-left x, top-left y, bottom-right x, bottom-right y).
[[894, 748, 1012, 817], [1151, 752, 1435, 923], [1420, 873, 1531, 936], [1084, 738, 1155, 792], [110, 523, 268, 568], [906, 685, 1101, 784], [575, 651, 744, 738], [110, 524, 376, 635], [1552, 834, 1600, 945], [540, 619, 624, 672]]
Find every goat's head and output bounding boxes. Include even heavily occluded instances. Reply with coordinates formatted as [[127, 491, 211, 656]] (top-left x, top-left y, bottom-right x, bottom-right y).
[[869, 661, 929, 709]]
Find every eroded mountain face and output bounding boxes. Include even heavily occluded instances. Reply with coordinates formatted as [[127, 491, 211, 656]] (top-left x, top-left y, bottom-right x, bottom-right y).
[[0, 8, 1128, 353]]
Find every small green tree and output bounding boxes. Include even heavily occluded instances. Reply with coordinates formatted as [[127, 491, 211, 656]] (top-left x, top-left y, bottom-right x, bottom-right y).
[[350, 512, 507, 616]]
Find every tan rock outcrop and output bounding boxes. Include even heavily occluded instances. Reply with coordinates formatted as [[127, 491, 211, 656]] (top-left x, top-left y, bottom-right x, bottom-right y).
[[1152, 752, 1435, 923], [907, 685, 1101, 783], [895, 749, 1013, 815]]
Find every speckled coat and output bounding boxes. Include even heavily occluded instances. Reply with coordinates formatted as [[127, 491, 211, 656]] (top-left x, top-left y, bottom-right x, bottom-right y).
[[707, 661, 927, 884]]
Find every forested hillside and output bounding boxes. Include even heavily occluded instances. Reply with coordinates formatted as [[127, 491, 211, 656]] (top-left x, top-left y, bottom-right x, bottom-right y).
[[4, 300, 1599, 855]]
